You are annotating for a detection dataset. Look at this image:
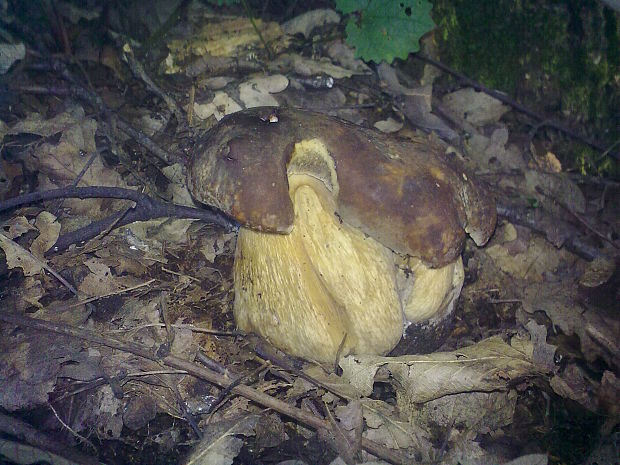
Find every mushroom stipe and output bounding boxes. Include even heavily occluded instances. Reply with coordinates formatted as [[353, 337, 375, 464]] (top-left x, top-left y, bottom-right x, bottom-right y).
[[189, 107, 496, 363]]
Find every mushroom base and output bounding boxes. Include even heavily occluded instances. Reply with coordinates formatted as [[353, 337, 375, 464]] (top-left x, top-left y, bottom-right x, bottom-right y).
[[391, 256, 464, 355]]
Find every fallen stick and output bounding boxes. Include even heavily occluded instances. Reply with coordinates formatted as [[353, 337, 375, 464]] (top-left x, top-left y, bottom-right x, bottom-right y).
[[0, 311, 410, 465]]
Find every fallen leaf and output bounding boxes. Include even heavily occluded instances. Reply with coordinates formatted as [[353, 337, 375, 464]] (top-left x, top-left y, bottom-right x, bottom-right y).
[[30, 211, 60, 259], [165, 16, 288, 72], [339, 336, 538, 402], [524, 169, 586, 214], [373, 117, 403, 133], [326, 40, 371, 74], [549, 364, 598, 412], [239, 74, 288, 107], [271, 53, 357, 79], [2, 215, 36, 239], [184, 415, 258, 465], [193, 91, 243, 121], [442, 88, 510, 126], [361, 399, 431, 456], [413, 390, 517, 430], [525, 320, 557, 371], [0, 232, 44, 276], [282, 9, 340, 39]]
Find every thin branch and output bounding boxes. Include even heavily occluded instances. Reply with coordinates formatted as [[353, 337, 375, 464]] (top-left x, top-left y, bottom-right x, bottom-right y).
[[9, 68, 178, 165], [47, 402, 96, 452], [0, 186, 236, 254], [0, 412, 100, 465], [118, 40, 184, 124], [415, 54, 619, 160], [495, 197, 605, 261], [0, 312, 410, 465], [0, 233, 78, 295]]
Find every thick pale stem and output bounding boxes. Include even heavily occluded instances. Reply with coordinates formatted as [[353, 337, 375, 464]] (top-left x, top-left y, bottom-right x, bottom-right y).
[[233, 138, 465, 362], [399, 256, 464, 323], [234, 176, 403, 363]]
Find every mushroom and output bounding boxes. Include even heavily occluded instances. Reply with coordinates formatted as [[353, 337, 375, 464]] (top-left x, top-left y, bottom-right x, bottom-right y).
[[188, 107, 496, 363]]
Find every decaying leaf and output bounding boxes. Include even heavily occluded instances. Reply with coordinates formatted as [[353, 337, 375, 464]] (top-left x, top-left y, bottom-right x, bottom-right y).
[[361, 399, 432, 458], [524, 320, 557, 371], [0, 331, 84, 411], [12, 106, 130, 219], [162, 163, 196, 207], [466, 126, 528, 172], [282, 8, 340, 39], [184, 415, 259, 465], [199, 231, 236, 263], [414, 390, 517, 430], [0, 232, 44, 276], [2, 215, 37, 239], [78, 257, 140, 296], [193, 91, 244, 121], [8, 106, 85, 137], [72, 385, 124, 438], [339, 336, 539, 402], [525, 169, 586, 214], [271, 53, 358, 79], [333, 401, 363, 463], [579, 257, 616, 288], [522, 282, 619, 368], [8, 276, 45, 310], [238, 74, 289, 107], [30, 211, 61, 259], [549, 364, 598, 412], [0, 438, 79, 465], [442, 88, 510, 126], [373, 117, 403, 133], [254, 413, 288, 449], [165, 16, 288, 73], [484, 236, 566, 282]]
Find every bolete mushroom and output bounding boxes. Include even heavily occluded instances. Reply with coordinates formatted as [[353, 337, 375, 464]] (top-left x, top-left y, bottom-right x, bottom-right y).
[[188, 107, 496, 363]]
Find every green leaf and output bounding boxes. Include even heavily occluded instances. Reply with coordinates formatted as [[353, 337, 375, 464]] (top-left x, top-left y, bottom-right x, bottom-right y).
[[337, 0, 435, 64]]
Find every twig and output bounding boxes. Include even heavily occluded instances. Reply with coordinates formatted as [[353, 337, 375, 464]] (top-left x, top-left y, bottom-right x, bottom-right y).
[[495, 197, 604, 261], [0, 186, 236, 253], [415, 54, 620, 160], [45, 0, 71, 55], [158, 291, 175, 355], [48, 402, 96, 452], [119, 41, 184, 124], [114, 323, 239, 337], [207, 361, 269, 416], [185, 55, 262, 78], [562, 204, 618, 249], [489, 298, 522, 304], [0, 412, 100, 465], [52, 148, 102, 217], [8, 75, 178, 165], [48, 279, 155, 313], [0, 312, 410, 465], [531, 183, 618, 249], [0, 233, 78, 296]]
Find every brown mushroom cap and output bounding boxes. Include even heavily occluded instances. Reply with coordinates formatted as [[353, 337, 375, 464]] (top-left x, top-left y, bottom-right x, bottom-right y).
[[189, 107, 496, 267]]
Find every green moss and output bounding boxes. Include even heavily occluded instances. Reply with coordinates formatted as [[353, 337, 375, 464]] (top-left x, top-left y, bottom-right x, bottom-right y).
[[433, 0, 619, 175]]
